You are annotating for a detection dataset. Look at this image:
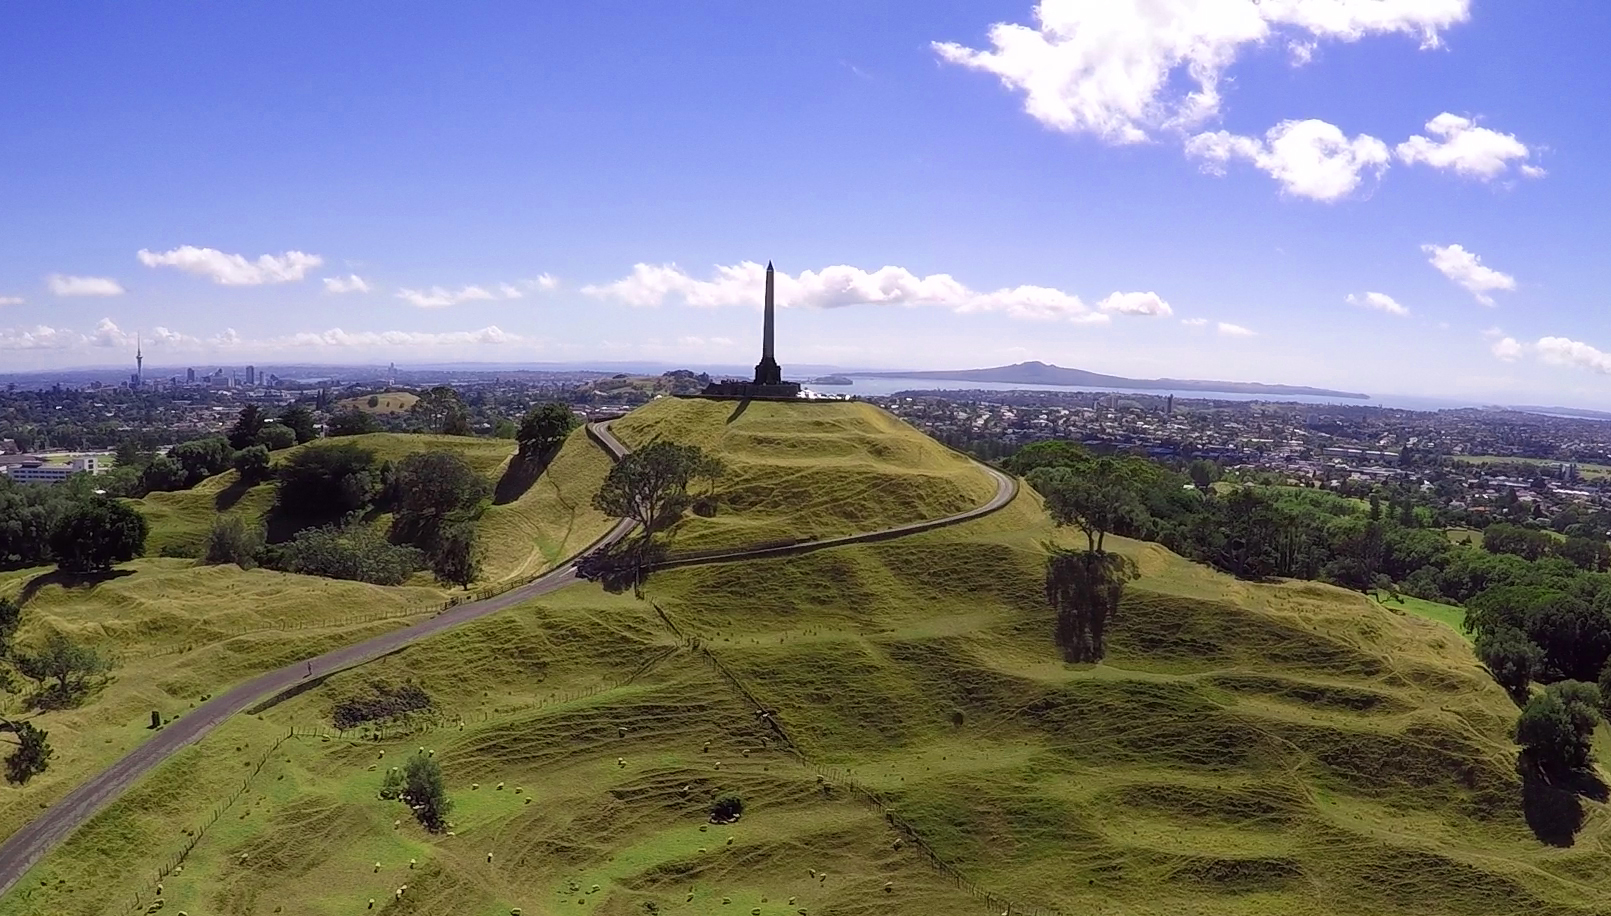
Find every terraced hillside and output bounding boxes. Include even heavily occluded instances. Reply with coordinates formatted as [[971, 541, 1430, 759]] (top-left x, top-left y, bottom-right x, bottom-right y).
[[0, 428, 614, 841], [609, 397, 999, 551], [5, 404, 1608, 916]]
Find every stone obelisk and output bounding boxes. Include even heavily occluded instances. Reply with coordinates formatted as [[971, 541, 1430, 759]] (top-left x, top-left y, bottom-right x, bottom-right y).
[[753, 261, 783, 386]]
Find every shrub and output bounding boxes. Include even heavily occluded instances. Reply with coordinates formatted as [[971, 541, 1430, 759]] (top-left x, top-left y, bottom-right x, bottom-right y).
[[333, 679, 433, 729], [265, 523, 422, 586], [711, 794, 744, 823], [256, 425, 297, 452], [233, 445, 272, 485], [1475, 626, 1543, 698], [379, 766, 403, 800], [204, 514, 264, 569], [515, 403, 578, 458], [49, 498, 147, 573], [327, 408, 379, 438]]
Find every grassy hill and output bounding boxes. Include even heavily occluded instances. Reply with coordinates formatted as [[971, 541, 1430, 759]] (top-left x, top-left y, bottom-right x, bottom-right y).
[[0, 428, 615, 842], [337, 391, 420, 415], [610, 397, 999, 551], [10, 403, 1608, 916]]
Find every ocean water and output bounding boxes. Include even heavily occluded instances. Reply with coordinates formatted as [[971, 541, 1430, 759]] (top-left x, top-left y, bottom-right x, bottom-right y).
[[815, 377, 1487, 411]]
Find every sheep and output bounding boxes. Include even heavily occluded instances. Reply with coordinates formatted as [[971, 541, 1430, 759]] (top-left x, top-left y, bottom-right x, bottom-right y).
[[617, 757, 625, 768], [884, 881, 894, 893], [368, 900, 374, 910], [487, 852, 494, 863], [374, 862, 382, 873], [497, 782, 505, 790], [409, 858, 417, 869], [472, 782, 480, 790]]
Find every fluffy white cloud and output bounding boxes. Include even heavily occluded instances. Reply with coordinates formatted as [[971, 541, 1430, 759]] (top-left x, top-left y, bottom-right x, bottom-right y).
[[1346, 291, 1409, 315], [1097, 290, 1172, 317], [268, 325, 520, 348], [47, 274, 125, 297], [1490, 335, 1522, 361], [323, 274, 372, 294], [0, 296, 22, 306], [1396, 113, 1541, 180], [535, 273, 560, 291], [583, 261, 1117, 324], [1180, 317, 1209, 327], [933, 0, 1469, 142], [0, 325, 79, 350], [137, 246, 323, 285], [90, 318, 134, 348], [397, 283, 528, 308], [1422, 243, 1515, 305], [1217, 321, 1256, 337], [1187, 119, 1390, 201], [1535, 337, 1611, 374]]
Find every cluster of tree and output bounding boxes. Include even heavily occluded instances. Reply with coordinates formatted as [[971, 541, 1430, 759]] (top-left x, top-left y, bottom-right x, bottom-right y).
[[387, 451, 489, 588], [0, 597, 114, 784], [275, 443, 389, 519], [0, 476, 147, 573], [98, 404, 319, 499], [262, 522, 425, 586], [380, 751, 452, 831], [1515, 679, 1609, 773]]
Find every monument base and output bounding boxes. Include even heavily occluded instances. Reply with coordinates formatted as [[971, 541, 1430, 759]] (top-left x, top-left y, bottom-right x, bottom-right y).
[[700, 380, 803, 400]]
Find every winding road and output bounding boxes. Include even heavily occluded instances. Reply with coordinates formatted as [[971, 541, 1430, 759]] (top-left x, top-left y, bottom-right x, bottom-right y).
[[0, 420, 1017, 898]]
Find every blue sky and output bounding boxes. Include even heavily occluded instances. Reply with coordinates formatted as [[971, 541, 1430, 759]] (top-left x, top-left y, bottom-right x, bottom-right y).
[[1, 1, 1607, 404]]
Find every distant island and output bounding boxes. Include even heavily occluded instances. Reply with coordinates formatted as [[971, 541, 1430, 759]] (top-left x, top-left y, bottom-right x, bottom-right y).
[[809, 375, 854, 386], [851, 361, 1369, 400]]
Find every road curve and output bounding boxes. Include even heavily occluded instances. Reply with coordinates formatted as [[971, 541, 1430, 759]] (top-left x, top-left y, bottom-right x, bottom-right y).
[[0, 420, 1018, 898]]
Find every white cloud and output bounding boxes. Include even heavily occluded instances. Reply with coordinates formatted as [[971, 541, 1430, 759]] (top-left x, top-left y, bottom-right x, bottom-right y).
[[267, 325, 520, 348], [397, 282, 528, 308], [323, 274, 372, 294], [1187, 119, 1390, 201], [1535, 337, 1611, 374], [0, 325, 80, 350], [583, 261, 1116, 324], [1097, 290, 1172, 317], [1490, 336, 1522, 361], [1396, 113, 1541, 180], [90, 318, 135, 348], [1346, 291, 1409, 316], [136, 246, 322, 285], [1180, 317, 1209, 327], [1422, 243, 1515, 305], [534, 273, 560, 291], [933, 0, 1469, 143], [397, 285, 497, 308], [48, 274, 125, 297], [0, 296, 22, 306], [1217, 322, 1256, 337]]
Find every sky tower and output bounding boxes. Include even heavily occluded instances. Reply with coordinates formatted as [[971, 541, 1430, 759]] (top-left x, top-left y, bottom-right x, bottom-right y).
[[132, 334, 143, 388]]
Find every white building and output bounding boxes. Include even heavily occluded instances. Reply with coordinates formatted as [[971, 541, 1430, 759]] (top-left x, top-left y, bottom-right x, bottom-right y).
[[2, 456, 104, 485]]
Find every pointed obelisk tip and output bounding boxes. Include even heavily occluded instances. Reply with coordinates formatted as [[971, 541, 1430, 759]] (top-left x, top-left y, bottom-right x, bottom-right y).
[[767, 261, 773, 270]]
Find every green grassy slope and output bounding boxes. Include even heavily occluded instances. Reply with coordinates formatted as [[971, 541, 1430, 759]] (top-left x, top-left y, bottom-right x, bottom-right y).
[[0, 429, 614, 839], [609, 397, 999, 551], [9, 408, 1609, 916]]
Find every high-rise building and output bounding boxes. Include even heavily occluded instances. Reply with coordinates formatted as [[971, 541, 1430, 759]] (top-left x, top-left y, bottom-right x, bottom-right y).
[[186, 367, 196, 383], [245, 365, 257, 386]]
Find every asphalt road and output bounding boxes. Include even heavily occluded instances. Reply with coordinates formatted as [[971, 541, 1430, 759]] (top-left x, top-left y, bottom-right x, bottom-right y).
[[0, 420, 1017, 898]]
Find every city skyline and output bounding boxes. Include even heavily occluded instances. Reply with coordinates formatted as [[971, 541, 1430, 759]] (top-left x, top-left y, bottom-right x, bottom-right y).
[[2, 2, 1607, 405]]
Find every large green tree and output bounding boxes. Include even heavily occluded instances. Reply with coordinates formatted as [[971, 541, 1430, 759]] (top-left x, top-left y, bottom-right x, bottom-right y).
[[1517, 682, 1601, 771], [410, 386, 471, 436], [1029, 458, 1145, 553], [275, 444, 384, 518], [592, 441, 714, 537], [227, 405, 265, 451], [48, 498, 147, 573], [0, 718, 52, 785], [13, 631, 113, 702], [515, 403, 579, 459], [1044, 547, 1136, 663], [401, 752, 452, 831], [279, 403, 320, 444]]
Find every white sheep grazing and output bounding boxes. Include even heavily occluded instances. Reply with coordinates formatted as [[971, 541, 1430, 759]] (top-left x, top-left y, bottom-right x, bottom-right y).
[[374, 862, 381, 872], [487, 852, 494, 863], [409, 858, 417, 869]]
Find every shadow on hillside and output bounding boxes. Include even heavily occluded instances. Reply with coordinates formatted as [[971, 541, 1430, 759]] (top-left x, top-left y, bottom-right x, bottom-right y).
[[16, 568, 136, 605], [726, 398, 752, 424], [493, 445, 558, 506], [1518, 754, 1609, 847], [213, 476, 253, 511], [579, 539, 666, 595]]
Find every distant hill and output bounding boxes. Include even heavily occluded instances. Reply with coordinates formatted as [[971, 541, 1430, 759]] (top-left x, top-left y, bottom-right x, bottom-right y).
[[853, 360, 1369, 399]]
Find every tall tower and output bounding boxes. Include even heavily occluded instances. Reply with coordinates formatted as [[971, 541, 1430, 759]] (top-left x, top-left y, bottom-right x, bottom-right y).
[[752, 262, 782, 386], [134, 334, 143, 387]]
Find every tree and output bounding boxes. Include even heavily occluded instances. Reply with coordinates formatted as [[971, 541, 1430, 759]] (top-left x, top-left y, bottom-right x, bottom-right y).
[[13, 631, 112, 702], [139, 455, 187, 493], [1002, 440, 1091, 476], [256, 424, 297, 451], [233, 445, 272, 485], [1186, 459, 1220, 492], [168, 436, 236, 488], [275, 444, 383, 518], [1476, 626, 1544, 698], [1598, 662, 1611, 725], [0, 719, 52, 785], [410, 386, 471, 436], [279, 403, 319, 444], [1044, 547, 1136, 663], [389, 451, 490, 549], [327, 407, 379, 438], [1517, 682, 1601, 770], [515, 403, 579, 459], [591, 442, 710, 537], [0, 596, 20, 658], [401, 752, 452, 831], [205, 514, 264, 569], [429, 521, 481, 588], [1030, 459, 1145, 552], [49, 498, 147, 573], [265, 523, 422, 586], [227, 405, 265, 451]]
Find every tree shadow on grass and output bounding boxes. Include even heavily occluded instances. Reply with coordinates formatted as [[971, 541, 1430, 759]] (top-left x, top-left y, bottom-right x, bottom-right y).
[[213, 476, 254, 511], [16, 568, 136, 606], [493, 445, 559, 506], [1518, 753, 1609, 847], [726, 398, 753, 425]]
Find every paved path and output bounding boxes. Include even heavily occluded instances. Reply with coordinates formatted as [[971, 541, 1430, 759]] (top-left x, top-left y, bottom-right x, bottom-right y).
[[0, 422, 1016, 898]]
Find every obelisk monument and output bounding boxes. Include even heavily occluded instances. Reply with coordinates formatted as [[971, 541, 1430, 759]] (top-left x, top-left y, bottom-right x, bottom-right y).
[[753, 261, 783, 386]]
